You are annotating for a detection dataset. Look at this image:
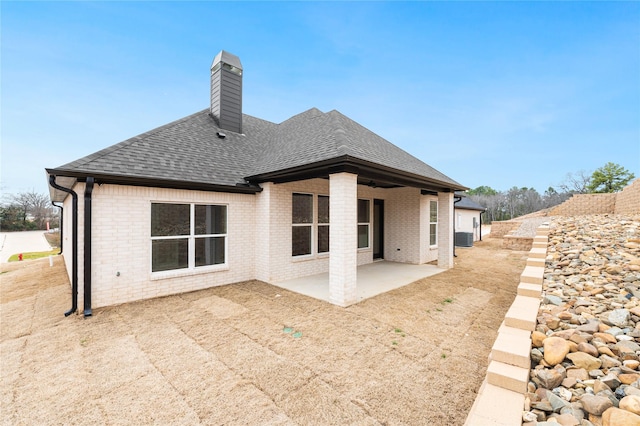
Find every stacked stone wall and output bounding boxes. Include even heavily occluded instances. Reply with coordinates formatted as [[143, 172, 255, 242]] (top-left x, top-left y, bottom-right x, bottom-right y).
[[615, 178, 640, 214], [502, 235, 533, 251], [548, 193, 616, 216], [489, 220, 521, 238]]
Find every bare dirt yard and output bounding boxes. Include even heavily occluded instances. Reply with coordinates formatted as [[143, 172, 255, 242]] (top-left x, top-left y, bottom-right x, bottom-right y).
[[1, 238, 526, 425]]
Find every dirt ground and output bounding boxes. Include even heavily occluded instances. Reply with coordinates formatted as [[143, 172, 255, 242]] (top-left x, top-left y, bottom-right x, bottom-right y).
[[1, 238, 526, 425]]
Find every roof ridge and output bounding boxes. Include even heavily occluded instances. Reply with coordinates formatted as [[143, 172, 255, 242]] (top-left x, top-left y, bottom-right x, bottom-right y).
[[278, 107, 323, 125], [328, 111, 350, 156]]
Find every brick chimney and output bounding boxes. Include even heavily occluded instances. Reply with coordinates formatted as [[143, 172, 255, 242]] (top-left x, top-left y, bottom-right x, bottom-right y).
[[210, 50, 243, 134]]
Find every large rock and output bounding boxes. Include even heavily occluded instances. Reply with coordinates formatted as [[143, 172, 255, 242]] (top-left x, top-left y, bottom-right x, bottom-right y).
[[608, 309, 630, 327], [600, 354, 622, 369], [619, 395, 640, 415], [566, 368, 589, 381], [616, 340, 640, 355], [550, 412, 581, 425], [619, 373, 640, 385], [577, 342, 599, 358], [580, 394, 613, 415], [532, 330, 547, 347], [602, 406, 640, 426], [593, 332, 618, 344], [577, 320, 601, 334], [537, 368, 565, 389], [544, 336, 571, 366], [567, 352, 602, 371]]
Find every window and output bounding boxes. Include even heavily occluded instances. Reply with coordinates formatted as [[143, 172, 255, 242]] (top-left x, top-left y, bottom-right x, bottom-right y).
[[151, 203, 227, 272], [292, 193, 313, 256], [358, 199, 370, 249], [318, 195, 329, 253], [429, 200, 438, 246], [292, 193, 330, 256]]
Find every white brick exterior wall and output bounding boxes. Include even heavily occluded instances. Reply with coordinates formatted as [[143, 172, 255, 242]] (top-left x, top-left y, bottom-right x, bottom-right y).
[[63, 184, 256, 309], [257, 179, 331, 283], [438, 192, 454, 269], [58, 179, 456, 309]]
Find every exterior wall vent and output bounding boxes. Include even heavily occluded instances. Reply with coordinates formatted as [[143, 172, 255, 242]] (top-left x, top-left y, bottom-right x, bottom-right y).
[[210, 50, 243, 134]]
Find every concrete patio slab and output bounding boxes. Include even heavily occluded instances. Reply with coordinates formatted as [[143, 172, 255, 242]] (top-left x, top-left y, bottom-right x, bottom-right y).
[[271, 261, 445, 305]]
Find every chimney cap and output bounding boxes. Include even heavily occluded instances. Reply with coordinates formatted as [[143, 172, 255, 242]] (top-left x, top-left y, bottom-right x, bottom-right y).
[[211, 50, 243, 71]]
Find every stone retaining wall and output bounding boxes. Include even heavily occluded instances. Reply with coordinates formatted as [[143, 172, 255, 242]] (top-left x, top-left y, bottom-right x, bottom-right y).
[[548, 178, 639, 216], [548, 193, 617, 216], [616, 178, 640, 215], [464, 224, 549, 425], [503, 235, 534, 251], [490, 220, 522, 238]]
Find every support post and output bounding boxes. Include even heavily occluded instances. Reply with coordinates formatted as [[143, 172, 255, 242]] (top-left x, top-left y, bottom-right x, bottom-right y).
[[329, 172, 358, 306], [438, 191, 454, 269]]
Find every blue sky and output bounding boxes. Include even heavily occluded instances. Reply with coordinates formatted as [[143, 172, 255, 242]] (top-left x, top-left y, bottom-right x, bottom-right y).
[[2, 1, 639, 197]]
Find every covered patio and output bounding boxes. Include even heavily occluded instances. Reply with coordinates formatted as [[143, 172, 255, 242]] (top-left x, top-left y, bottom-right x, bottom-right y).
[[271, 260, 446, 305]]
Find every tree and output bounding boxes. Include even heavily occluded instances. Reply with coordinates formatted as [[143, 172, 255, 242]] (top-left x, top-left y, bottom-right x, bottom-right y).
[[0, 191, 58, 231], [557, 170, 592, 194], [587, 162, 636, 193], [543, 187, 571, 209], [467, 186, 498, 196]]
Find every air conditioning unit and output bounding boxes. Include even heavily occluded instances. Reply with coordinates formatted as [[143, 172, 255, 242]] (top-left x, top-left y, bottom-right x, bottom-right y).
[[455, 232, 474, 247]]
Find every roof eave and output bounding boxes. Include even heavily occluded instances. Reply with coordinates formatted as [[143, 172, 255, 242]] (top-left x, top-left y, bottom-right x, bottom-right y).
[[245, 156, 468, 193], [46, 169, 262, 196]]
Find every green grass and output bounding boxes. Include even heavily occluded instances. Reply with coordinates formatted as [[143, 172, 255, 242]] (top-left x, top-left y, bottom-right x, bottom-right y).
[[441, 297, 454, 305], [8, 249, 59, 262]]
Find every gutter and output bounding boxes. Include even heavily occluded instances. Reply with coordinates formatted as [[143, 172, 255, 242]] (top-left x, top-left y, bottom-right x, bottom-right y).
[[480, 209, 486, 241], [49, 175, 78, 317], [51, 202, 63, 255], [83, 177, 94, 317], [454, 194, 463, 258]]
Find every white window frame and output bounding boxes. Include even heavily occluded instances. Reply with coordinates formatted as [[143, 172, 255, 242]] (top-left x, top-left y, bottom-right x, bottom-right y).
[[317, 194, 330, 254], [292, 193, 330, 258], [429, 200, 438, 247], [150, 202, 228, 275], [358, 198, 371, 250], [292, 192, 314, 257]]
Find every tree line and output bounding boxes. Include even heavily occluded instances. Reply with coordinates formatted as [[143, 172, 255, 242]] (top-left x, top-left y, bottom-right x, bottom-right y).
[[1, 191, 60, 232], [0, 162, 635, 231], [468, 162, 635, 224]]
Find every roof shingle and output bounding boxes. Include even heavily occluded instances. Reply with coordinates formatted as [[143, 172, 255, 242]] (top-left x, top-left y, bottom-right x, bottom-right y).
[[49, 107, 465, 192]]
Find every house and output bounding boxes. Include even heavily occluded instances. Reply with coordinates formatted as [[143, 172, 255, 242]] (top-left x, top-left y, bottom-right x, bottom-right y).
[[454, 195, 486, 244], [46, 50, 467, 317]]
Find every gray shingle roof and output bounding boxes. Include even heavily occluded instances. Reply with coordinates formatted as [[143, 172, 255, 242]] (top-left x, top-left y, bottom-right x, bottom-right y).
[[455, 196, 486, 211], [252, 108, 462, 188], [48, 107, 466, 194]]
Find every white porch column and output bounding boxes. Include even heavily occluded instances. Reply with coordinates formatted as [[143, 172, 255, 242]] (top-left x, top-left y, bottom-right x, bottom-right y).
[[437, 191, 454, 269], [329, 172, 358, 306]]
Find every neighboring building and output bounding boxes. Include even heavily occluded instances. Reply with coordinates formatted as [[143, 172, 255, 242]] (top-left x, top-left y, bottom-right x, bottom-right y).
[[46, 51, 467, 316], [454, 195, 486, 244]]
